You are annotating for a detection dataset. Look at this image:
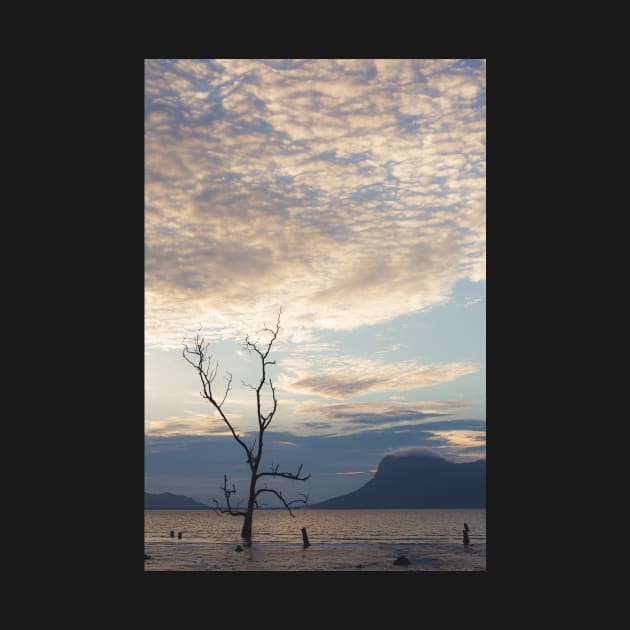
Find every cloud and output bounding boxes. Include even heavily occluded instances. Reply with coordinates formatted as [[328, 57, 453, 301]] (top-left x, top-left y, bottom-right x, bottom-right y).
[[386, 445, 444, 458], [285, 356, 480, 399], [425, 429, 486, 450], [386, 430, 486, 463], [375, 343, 407, 354], [145, 412, 241, 437], [145, 59, 485, 349], [302, 422, 333, 430], [288, 399, 472, 436], [458, 296, 482, 308]]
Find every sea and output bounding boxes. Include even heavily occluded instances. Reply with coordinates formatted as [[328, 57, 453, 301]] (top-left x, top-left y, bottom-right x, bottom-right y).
[[144, 508, 486, 571]]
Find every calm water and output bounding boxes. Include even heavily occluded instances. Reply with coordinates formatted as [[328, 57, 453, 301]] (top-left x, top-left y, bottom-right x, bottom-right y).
[[145, 509, 486, 571], [145, 508, 485, 544]]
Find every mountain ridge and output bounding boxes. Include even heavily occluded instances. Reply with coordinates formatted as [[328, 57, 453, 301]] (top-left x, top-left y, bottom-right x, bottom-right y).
[[311, 454, 485, 509], [145, 491, 209, 510]]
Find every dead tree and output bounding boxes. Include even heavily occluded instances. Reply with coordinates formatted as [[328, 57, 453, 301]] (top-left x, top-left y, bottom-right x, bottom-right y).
[[183, 310, 310, 542]]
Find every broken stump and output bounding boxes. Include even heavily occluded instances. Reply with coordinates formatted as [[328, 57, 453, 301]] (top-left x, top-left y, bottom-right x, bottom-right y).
[[301, 527, 311, 547]]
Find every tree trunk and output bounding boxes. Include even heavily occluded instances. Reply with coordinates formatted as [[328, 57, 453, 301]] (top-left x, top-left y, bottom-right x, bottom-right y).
[[241, 469, 258, 541], [241, 510, 253, 541]]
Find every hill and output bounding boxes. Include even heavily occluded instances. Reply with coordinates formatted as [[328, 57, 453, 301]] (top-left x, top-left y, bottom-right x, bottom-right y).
[[311, 454, 485, 509], [144, 492, 209, 509]]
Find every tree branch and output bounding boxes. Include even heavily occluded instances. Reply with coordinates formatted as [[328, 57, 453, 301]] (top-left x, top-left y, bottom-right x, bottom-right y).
[[254, 487, 308, 517], [245, 439, 257, 466], [218, 372, 232, 409], [212, 474, 247, 518], [244, 308, 281, 361], [257, 462, 311, 482], [261, 379, 278, 429], [183, 336, 252, 464]]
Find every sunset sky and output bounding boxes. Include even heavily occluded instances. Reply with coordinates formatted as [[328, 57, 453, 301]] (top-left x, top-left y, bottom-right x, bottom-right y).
[[145, 59, 485, 505]]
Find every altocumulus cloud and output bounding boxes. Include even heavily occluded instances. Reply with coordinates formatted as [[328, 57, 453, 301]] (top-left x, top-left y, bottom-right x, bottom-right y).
[[145, 59, 485, 349], [287, 399, 472, 436], [284, 355, 480, 399]]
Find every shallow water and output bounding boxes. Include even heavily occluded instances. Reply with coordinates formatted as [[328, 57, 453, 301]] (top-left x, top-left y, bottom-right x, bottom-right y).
[[144, 509, 485, 571]]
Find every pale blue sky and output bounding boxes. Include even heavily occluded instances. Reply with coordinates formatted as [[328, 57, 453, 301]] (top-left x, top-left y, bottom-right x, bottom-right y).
[[145, 59, 485, 504]]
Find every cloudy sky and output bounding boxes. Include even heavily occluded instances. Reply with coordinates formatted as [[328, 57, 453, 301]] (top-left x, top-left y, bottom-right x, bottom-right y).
[[145, 59, 485, 505]]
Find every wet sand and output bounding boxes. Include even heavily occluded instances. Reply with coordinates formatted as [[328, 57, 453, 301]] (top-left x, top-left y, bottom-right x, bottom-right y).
[[144, 541, 486, 571]]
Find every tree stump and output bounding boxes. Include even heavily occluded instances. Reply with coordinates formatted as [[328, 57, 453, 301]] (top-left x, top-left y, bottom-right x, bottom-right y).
[[301, 527, 311, 547]]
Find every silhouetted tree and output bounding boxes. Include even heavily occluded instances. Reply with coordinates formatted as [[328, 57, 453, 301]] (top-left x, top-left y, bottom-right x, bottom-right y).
[[183, 310, 310, 542]]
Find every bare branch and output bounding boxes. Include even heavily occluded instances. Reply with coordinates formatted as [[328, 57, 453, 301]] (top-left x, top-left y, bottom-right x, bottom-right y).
[[245, 308, 281, 361], [245, 439, 257, 466], [243, 334, 264, 359], [218, 371, 232, 409], [262, 379, 278, 429], [257, 462, 311, 482], [182, 337, 252, 463], [210, 360, 219, 384], [255, 487, 308, 517], [212, 475, 247, 518]]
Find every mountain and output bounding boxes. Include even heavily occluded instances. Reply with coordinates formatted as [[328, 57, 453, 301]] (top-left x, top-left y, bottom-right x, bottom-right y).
[[311, 454, 485, 509], [145, 492, 209, 509]]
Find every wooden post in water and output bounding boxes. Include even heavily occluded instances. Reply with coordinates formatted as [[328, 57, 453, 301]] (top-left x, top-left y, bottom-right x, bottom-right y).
[[301, 527, 311, 547]]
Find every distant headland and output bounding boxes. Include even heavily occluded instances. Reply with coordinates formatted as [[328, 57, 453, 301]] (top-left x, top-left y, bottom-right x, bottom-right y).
[[311, 453, 485, 509], [145, 492, 209, 510]]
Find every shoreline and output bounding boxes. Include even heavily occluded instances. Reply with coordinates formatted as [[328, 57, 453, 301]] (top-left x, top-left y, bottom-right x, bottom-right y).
[[144, 541, 486, 572]]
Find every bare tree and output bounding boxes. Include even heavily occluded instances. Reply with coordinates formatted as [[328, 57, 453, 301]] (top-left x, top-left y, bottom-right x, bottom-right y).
[[183, 310, 310, 543]]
